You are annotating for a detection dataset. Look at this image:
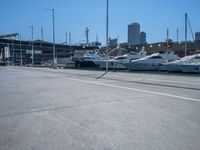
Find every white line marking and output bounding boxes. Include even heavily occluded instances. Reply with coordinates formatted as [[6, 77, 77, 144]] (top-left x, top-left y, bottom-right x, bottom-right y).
[[14, 67, 200, 102], [109, 74, 200, 85], [68, 77, 200, 102], [15, 66, 200, 85]]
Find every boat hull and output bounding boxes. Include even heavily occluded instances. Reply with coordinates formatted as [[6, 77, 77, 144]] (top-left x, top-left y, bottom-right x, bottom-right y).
[[75, 60, 98, 68], [164, 63, 181, 72], [94, 60, 127, 70], [124, 62, 161, 71], [179, 64, 200, 73]]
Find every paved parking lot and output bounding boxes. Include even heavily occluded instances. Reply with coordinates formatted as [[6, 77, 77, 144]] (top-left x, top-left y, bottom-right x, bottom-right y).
[[0, 66, 200, 150]]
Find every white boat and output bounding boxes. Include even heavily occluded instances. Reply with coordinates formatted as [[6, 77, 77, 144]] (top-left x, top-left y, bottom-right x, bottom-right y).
[[178, 54, 200, 73], [179, 63, 200, 73], [94, 50, 146, 70], [163, 54, 200, 72], [123, 51, 179, 71], [74, 51, 106, 68], [83, 52, 106, 61]]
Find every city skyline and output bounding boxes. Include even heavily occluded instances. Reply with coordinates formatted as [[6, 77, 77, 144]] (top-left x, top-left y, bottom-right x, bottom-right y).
[[1, 0, 200, 45], [128, 23, 141, 45]]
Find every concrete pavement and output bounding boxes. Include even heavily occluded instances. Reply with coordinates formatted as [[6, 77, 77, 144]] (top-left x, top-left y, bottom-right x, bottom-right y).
[[0, 66, 200, 150]]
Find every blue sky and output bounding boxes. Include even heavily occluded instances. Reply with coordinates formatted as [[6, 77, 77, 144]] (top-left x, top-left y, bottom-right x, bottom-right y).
[[1, 0, 200, 45]]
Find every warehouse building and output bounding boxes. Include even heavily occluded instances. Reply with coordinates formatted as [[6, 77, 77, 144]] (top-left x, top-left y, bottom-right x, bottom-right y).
[[0, 38, 98, 65]]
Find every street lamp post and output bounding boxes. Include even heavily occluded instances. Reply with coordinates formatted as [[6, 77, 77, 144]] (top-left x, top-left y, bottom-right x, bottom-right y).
[[31, 25, 34, 66], [65, 31, 68, 45], [105, 0, 109, 72], [96, 0, 109, 79], [12, 38, 14, 65], [19, 34, 22, 65], [41, 26, 44, 41], [52, 9, 56, 68], [45, 8, 56, 68]]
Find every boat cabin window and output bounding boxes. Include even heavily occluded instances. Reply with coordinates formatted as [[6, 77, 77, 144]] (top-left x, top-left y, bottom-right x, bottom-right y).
[[191, 56, 200, 62], [194, 56, 200, 60], [150, 56, 162, 59], [115, 56, 127, 60], [84, 57, 94, 60], [129, 58, 138, 62]]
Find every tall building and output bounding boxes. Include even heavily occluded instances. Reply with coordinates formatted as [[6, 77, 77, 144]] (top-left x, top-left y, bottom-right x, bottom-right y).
[[128, 23, 140, 45], [195, 32, 200, 41], [140, 31, 147, 44]]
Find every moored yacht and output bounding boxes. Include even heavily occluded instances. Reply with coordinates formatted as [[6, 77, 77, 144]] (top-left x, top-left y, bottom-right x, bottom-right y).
[[123, 51, 179, 71], [179, 62, 200, 73], [178, 54, 200, 73], [163, 54, 200, 72], [74, 50, 106, 68], [94, 50, 147, 70]]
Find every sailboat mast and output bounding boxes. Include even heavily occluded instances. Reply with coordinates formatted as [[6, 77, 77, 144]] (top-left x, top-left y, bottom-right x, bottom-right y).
[[65, 31, 68, 45], [167, 28, 169, 52], [185, 13, 187, 56], [177, 28, 179, 43], [41, 27, 44, 41]]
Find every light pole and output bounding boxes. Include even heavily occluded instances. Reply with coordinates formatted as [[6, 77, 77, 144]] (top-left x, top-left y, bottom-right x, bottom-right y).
[[12, 37, 14, 65], [52, 9, 56, 68], [45, 8, 56, 68], [69, 31, 71, 52], [96, 0, 109, 79], [31, 25, 34, 66], [105, 0, 109, 72], [41, 26, 44, 41], [19, 34, 22, 65], [65, 31, 68, 45]]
